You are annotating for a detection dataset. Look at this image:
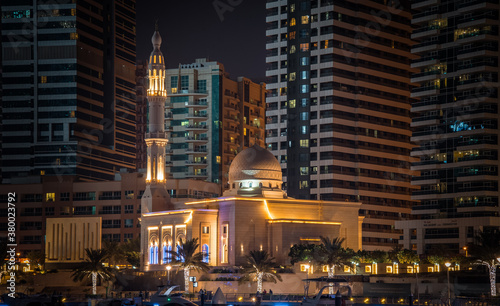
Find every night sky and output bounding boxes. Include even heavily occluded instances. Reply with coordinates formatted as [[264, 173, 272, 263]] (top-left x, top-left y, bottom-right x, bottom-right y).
[[136, 0, 268, 82]]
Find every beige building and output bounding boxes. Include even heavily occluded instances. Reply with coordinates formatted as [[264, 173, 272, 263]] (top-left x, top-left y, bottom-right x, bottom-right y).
[[45, 217, 102, 269], [141, 145, 363, 270]]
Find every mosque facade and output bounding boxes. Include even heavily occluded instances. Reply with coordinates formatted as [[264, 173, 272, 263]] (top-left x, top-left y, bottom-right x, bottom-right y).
[[140, 30, 363, 271]]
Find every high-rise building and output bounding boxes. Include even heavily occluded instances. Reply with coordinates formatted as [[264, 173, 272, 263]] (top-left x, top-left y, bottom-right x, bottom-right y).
[[396, 0, 500, 254], [135, 60, 149, 171], [164, 58, 266, 189], [1, 0, 137, 183], [265, 0, 418, 250]]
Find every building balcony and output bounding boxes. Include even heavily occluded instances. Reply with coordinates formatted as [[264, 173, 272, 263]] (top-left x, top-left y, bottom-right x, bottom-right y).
[[184, 172, 208, 179], [411, 0, 438, 9], [185, 160, 208, 167], [185, 148, 208, 155], [412, 41, 440, 54], [168, 89, 208, 97], [186, 113, 208, 120], [411, 11, 438, 25], [457, 45, 498, 60], [186, 100, 208, 108], [185, 136, 208, 143], [223, 138, 240, 145], [411, 56, 439, 68], [224, 103, 239, 111], [457, 0, 498, 10], [411, 86, 439, 98], [224, 115, 239, 122], [411, 70, 441, 83], [185, 125, 208, 131], [411, 27, 439, 39]]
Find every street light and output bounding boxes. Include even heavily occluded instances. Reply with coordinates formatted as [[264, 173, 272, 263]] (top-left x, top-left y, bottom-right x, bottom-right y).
[[445, 262, 451, 305], [463, 246, 468, 257], [166, 265, 172, 285], [414, 263, 420, 306]]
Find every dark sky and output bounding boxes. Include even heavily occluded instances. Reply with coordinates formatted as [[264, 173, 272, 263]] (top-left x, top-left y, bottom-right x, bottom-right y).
[[136, 0, 267, 82]]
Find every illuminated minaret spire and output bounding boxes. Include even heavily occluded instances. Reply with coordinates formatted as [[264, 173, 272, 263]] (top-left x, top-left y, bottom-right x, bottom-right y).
[[141, 25, 171, 213]]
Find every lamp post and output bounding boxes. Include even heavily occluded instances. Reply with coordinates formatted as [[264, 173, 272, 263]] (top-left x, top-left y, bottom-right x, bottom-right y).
[[463, 246, 468, 257], [414, 263, 420, 306], [166, 265, 172, 285], [445, 262, 451, 305]]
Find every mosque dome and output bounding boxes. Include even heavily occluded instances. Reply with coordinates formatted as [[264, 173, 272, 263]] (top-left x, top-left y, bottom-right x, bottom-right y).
[[151, 30, 162, 48], [226, 145, 285, 198]]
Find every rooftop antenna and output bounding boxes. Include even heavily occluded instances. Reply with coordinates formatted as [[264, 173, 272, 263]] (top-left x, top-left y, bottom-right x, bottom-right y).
[[154, 19, 159, 31]]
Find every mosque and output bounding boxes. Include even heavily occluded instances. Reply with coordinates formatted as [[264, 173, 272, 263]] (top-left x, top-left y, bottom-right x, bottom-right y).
[[140, 29, 363, 271]]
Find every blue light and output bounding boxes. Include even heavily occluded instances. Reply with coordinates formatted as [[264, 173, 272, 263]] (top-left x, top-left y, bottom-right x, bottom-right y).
[[154, 304, 159, 306]]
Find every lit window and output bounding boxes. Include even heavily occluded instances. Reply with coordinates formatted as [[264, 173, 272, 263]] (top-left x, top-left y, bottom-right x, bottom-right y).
[[45, 193, 55, 202], [299, 181, 308, 189], [300, 57, 309, 66], [40, 76, 47, 83], [300, 43, 309, 52], [70, 32, 78, 40], [289, 31, 296, 40], [300, 167, 308, 175], [289, 72, 296, 82], [70, 8, 76, 16], [386, 266, 393, 273], [216, 156, 221, 164], [40, 170, 45, 175], [344, 266, 351, 272], [70, 111, 75, 118], [203, 226, 210, 234], [300, 139, 309, 148], [301, 126, 307, 134], [202, 244, 209, 263], [322, 265, 328, 272], [289, 99, 296, 108], [301, 85, 308, 93], [300, 112, 308, 120], [290, 45, 296, 54], [290, 18, 296, 26], [301, 71, 308, 79], [365, 266, 372, 273], [290, 4, 295, 12], [301, 98, 308, 106], [301, 15, 309, 24]]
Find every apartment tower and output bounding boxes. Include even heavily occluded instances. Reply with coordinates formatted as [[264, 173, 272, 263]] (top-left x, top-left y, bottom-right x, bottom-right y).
[[265, 0, 418, 250], [396, 0, 500, 254], [1, 0, 137, 183], [164, 58, 266, 189]]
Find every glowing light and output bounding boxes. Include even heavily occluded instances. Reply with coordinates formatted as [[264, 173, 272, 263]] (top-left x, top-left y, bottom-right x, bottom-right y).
[[184, 211, 193, 224], [264, 200, 274, 219], [238, 297, 243, 302], [147, 226, 159, 230], [268, 220, 341, 225]]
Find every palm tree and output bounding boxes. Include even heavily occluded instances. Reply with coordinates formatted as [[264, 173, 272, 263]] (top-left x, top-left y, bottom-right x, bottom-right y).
[[314, 236, 350, 294], [239, 250, 282, 293], [167, 237, 210, 294], [468, 228, 500, 296], [72, 248, 114, 295]]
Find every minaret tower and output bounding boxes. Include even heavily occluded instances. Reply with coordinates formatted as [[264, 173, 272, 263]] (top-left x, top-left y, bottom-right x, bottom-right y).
[[141, 24, 171, 213]]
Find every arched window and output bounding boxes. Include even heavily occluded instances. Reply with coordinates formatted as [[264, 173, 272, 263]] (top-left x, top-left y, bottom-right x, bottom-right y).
[[202, 244, 209, 263], [163, 243, 172, 263], [176, 244, 184, 262], [249, 182, 252, 188], [150, 243, 158, 264]]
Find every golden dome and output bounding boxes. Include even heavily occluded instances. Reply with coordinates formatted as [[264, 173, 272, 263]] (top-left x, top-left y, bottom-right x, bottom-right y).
[[228, 145, 282, 183]]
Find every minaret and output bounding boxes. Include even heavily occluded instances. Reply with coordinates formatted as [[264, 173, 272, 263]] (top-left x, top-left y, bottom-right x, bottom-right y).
[[141, 25, 172, 213]]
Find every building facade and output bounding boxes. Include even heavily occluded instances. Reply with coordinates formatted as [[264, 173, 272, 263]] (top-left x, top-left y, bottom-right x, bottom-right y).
[[265, 0, 418, 250], [164, 58, 266, 189], [141, 145, 363, 270], [0, 171, 220, 257], [135, 60, 149, 171], [396, 0, 500, 254], [1, 0, 137, 183]]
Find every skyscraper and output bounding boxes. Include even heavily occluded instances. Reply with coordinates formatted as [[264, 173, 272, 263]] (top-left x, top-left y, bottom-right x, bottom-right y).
[[1, 0, 137, 183], [396, 0, 500, 254], [265, 0, 418, 250], [164, 58, 266, 189]]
